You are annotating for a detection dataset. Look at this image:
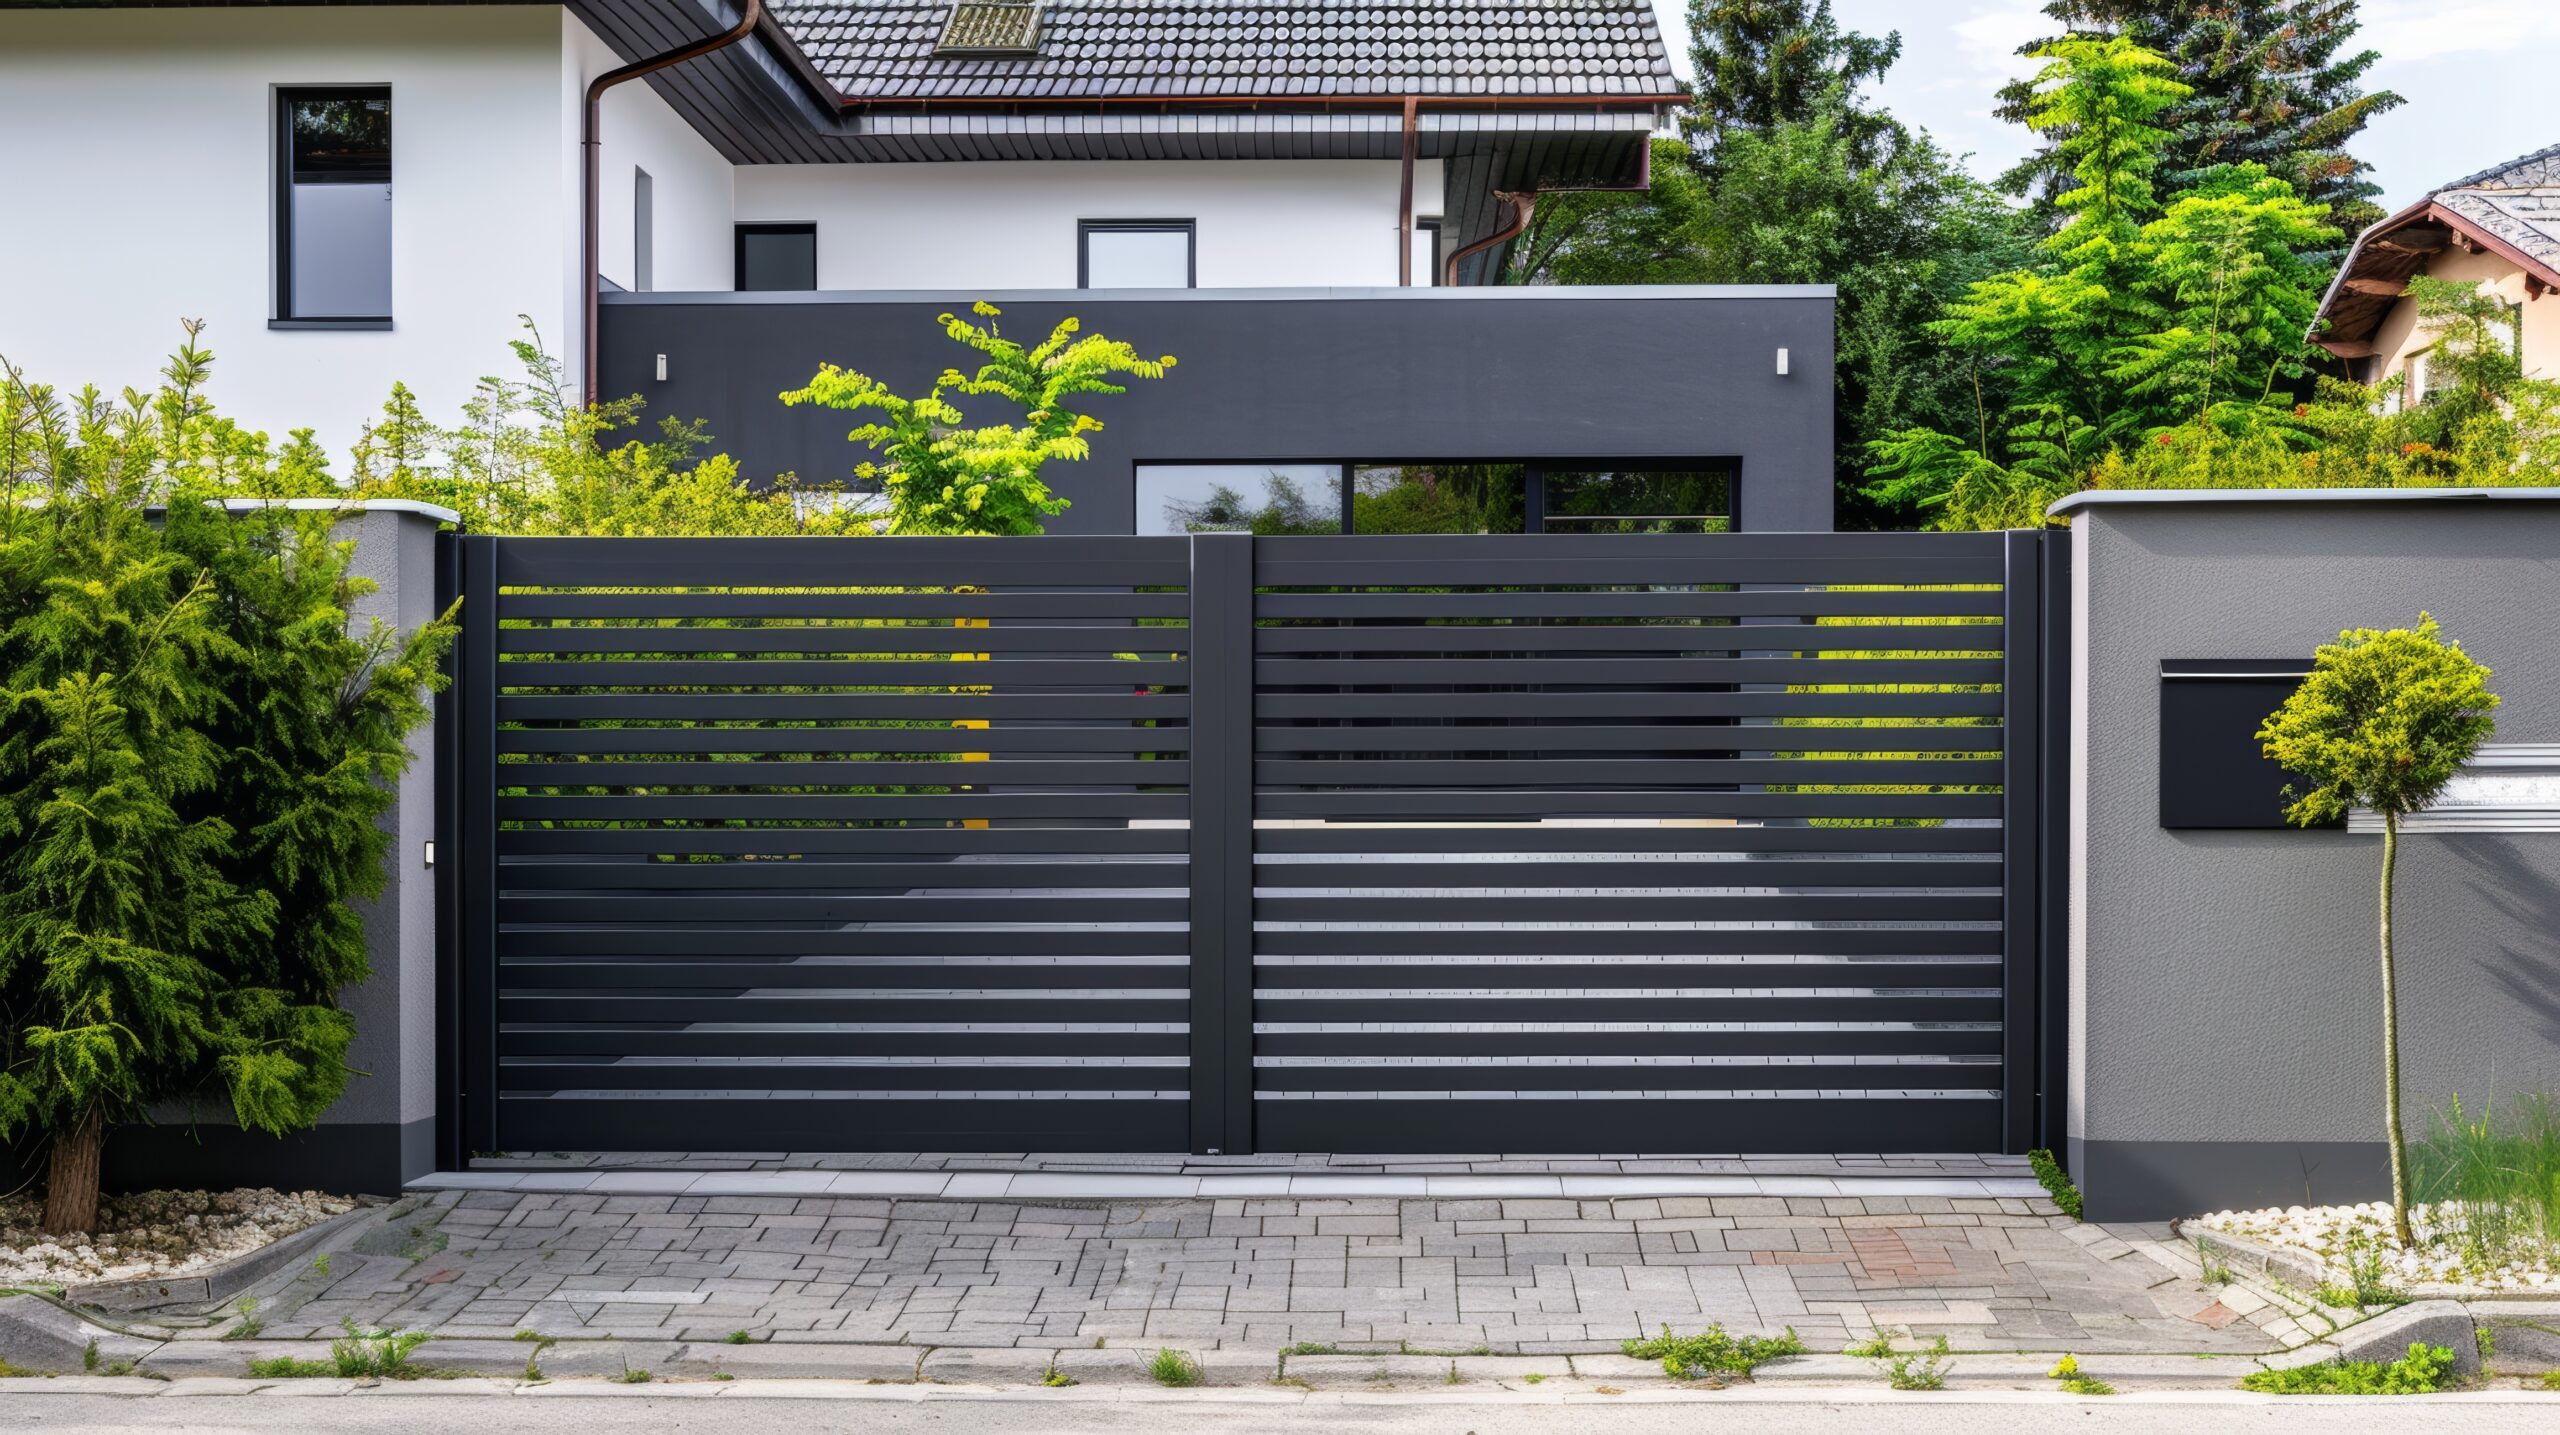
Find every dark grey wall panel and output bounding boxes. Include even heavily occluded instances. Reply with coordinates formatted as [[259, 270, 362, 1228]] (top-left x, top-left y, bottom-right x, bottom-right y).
[[599, 287, 1838, 534]]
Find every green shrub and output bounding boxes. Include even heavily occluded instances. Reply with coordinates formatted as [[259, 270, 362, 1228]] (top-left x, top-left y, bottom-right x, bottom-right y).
[[1622, 1323, 1805, 1378], [2027, 1149, 2083, 1219], [328, 1321, 430, 1378], [1875, 1334, 1953, 1391], [1148, 1349, 1202, 1387], [2239, 1343, 2456, 1394]]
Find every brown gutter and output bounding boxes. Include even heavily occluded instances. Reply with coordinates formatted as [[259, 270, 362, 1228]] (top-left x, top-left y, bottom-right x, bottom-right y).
[[583, 0, 763, 406], [1441, 137, 1655, 286], [1396, 97, 1419, 287]]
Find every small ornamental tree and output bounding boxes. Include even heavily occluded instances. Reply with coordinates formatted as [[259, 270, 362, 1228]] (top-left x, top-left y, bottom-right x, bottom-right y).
[[2258, 614, 2498, 1246], [780, 303, 1174, 536]]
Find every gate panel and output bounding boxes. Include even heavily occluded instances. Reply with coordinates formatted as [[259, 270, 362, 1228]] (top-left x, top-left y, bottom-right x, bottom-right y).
[[1246, 533, 2015, 1153], [472, 536, 1197, 1152]]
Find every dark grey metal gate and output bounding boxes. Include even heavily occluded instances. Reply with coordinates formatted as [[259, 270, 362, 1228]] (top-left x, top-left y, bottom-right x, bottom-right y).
[[454, 530, 2061, 1156]]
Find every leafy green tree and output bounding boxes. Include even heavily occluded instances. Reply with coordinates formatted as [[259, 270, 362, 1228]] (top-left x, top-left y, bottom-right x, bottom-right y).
[[2259, 616, 2498, 1247], [782, 303, 1174, 536], [0, 349, 451, 1234], [1682, 0, 1906, 166], [1500, 138, 1718, 287], [1997, 1, 2402, 235], [2111, 166, 2335, 423]]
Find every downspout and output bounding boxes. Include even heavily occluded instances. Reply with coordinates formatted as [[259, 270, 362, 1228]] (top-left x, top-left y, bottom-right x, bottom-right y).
[[1396, 97, 1419, 287], [1440, 133, 1654, 286], [582, 0, 763, 407]]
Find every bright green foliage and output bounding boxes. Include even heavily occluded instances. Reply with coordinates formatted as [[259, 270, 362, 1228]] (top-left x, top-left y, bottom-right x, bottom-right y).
[[2261, 614, 2496, 1246], [1997, 2, 2403, 237], [0, 341, 453, 1232], [1622, 1322, 1805, 1378], [782, 302, 1173, 536], [2239, 1343, 2457, 1394], [2028, 1148, 2085, 1219], [2111, 167, 2334, 421], [1147, 1348, 1202, 1387], [2258, 615, 2497, 830], [1501, 137, 1718, 287]]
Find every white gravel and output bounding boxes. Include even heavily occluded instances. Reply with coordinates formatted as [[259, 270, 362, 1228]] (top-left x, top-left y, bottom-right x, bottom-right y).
[[0, 1187, 354, 1287], [2191, 1200, 2560, 1294]]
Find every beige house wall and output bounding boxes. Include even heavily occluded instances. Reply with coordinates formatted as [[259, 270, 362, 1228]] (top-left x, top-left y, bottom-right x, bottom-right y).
[[2363, 245, 2558, 394]]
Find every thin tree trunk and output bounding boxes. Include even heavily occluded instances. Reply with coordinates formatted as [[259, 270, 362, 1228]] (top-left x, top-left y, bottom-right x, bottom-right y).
[[41, 1110, 105, 1238], [2380, 810, 2413, 1247]]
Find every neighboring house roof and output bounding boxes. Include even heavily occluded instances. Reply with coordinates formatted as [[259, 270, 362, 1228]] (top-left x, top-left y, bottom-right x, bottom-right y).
[[2313, 142, 2560, 356], [766, 0, 1680, 103]]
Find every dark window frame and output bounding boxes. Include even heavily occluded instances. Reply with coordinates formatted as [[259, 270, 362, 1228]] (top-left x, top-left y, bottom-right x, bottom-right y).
[[734, 222, 818, 292], [1412, 217, 1442, 286], [1077, 219, 1196, 289], [272, 84, 393, 329]]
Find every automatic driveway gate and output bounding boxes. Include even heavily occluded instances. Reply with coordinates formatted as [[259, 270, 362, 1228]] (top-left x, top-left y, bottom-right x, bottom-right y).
[[454, 531, 2063, 1156]]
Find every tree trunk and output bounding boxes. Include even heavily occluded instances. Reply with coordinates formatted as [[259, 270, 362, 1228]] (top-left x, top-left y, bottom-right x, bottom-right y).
[[41, 1110, 105, 1238], [2380, 810, 2413, 1248]]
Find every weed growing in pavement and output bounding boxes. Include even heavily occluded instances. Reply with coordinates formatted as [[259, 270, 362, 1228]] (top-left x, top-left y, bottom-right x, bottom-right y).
[[1280, 1342, 1337, 1357], [2541, 1370, 2560, 1390], [2048, 1353, 2114, 1395], [2239, 1343, 2456, 1394], [1842, 1332, 1896, 1359], [1622, 1322, 1805, 1378], [1443, 1363, 1462, 1386], [1149, 1349, 1202, 1387], [725, 1330, 754, 1345], [2478, 1326, 2495, 1362], [311, 1254, 331, 1278], [2316, 1240, 2409, 1309], [1521, 1373, 1546, 1385], [1872, 1334, 1952, 1391], [618, 1367, 654, 1384], [713, 1372, 735, 1381], [226, 1298, 265, 1341], [247, 1355, 338, 1379], [2027, 1149, 2083, 1219], [81, 1339, 96, 1373], [1042, 1368, 1075, 1388], [328, 1320, 431, 1378]]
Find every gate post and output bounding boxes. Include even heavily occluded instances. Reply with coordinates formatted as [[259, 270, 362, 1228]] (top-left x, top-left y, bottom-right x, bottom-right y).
[[1999, 530, 2043, 1155], [1187, 533, 1256, 1154], [456, 534, 501, 1157]]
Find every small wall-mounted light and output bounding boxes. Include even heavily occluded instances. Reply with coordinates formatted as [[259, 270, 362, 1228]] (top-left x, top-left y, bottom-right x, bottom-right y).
[[655, 354, 670, 382], [423, 840, 436, 869], [1775, 347, 1791, 377]]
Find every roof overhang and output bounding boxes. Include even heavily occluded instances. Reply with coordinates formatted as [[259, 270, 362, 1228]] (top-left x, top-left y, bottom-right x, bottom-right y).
[[2312, 197, 2560, 356]]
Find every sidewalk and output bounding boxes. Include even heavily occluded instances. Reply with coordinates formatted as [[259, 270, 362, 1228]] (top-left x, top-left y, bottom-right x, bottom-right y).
[[188, 1183, 2279, 1355]]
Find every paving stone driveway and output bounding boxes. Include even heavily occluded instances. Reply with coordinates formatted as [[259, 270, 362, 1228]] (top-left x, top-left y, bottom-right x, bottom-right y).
[[232, 1190, 2285, 1356]]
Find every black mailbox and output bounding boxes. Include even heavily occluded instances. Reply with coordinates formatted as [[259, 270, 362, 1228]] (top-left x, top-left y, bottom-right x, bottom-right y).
[[2159, 659, 2336, 830]]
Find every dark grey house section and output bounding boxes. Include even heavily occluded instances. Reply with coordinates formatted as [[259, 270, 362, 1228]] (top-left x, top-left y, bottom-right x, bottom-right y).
[[599, 286, 1838, 534]]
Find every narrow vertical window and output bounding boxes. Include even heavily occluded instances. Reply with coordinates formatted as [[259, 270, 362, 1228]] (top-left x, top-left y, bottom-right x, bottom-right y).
[[735, 223, 817, 291], [276, 87, 391, 324], [634, 168, 654, 293], [1079, 220, 1195, 289], [1412, 217, 1442, 286]]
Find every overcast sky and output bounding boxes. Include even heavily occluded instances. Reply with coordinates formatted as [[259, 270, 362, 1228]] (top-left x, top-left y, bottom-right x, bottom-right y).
[[1651, 0, 2560, 211]]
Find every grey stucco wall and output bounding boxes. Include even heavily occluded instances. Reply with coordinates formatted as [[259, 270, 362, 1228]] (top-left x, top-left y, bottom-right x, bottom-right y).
[[2068, 494, 2560, 1220], [105, 506, 447, 1196], [599, 286, 1838, 534]]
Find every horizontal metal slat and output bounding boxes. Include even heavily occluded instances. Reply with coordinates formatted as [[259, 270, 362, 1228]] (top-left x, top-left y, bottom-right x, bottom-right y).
[[502, 927, 1190, 958], [499, 960, 1187, 990], [498, 1064, 1180, 1092], [499, 626, 1189, 656], [499, 793, 1188, 820], [501, 758, 1185, 787], [503, 693, 1183, 722], [502, 592, 1190, 620], [502, 1031, 1189, 1058], [1254, 994, 2003, 1023], [1252, 893, 2002, 923], [1254, 691, 2004, 720], [1255, 591, 2005, 620], [499, 658, 1188, 688], [501, 859, 1184, 890], [1254, 657, 2003, 685], [1253, 858, 2006, 888], [1253, 826, 2005, 855], [496, 827, 1190, 857], [500, 995, 1192, 1023], [1256, 1030, 2001, 1058], [1254, 791, 2000, 819], [1256, 1065, 2003, 1093], [492, 535, 1191, 587], [498, 894, 1190, 923], [1253, 758, 2000, 787], [1253, 558, 2002, 586], [1251, 725, 1993, 754], [501, 727, 1191, 755], [1250, 532, 2005, 563], [1255, 927, 2001, 957], [1251, 625, 1999, 654]]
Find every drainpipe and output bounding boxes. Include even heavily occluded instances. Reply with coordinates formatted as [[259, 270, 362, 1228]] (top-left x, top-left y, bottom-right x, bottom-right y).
[[582, 0, 763, 406], [1441, 139, 1654, 286], [1396, 97, 1419, 286]]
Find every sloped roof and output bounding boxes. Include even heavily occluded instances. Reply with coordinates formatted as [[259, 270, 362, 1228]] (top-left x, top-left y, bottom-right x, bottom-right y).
[[2313, 142, 2560, 354], [766, 0, 1681, 102]]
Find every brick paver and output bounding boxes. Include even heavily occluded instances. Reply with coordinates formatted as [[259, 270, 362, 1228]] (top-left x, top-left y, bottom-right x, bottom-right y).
[[228, 1190, 2285, 1357]]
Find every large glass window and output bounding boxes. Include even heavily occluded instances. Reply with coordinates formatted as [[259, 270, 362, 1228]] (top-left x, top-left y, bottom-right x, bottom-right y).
[[1541, 467, 1734, 533], [1080, 220, 1194, 289], [1135, 464, 1342, 535], [276, 88, 392, 323], [735, 223, 817, 291]]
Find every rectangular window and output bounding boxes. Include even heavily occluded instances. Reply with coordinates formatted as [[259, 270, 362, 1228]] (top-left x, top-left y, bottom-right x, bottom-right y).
[[275, 87, 392, 324], [735, 223, 817, 291], [1411, 217, 1441, 285], [1080, 220, 1194, 289], [634, 168, 654, 293], [1134, 463, 1344, 535]]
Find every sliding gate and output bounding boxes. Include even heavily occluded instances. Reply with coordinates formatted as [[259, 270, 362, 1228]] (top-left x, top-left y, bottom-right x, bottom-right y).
[[455, 531, 2061, 1156]]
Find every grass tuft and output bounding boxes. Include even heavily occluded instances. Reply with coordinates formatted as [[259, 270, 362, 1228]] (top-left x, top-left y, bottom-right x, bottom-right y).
[[725, 1330, 754, 1345], [2027, 1149, 2083, 1219], [2239, 1343, 2456, 1394], [1622, 1322, 1805, 1379], [1148, 1349, 1202, 1388]]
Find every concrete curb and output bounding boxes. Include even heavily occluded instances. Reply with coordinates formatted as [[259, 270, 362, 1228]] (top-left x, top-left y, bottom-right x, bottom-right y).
[[64, 1203, 385, 1315]]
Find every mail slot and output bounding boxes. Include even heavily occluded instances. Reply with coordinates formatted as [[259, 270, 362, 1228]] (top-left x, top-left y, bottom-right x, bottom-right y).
[[2159, 659, 2336, 830]]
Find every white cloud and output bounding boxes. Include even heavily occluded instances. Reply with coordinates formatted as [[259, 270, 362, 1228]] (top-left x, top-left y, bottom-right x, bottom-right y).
[[2356, 0, 2560, 63]]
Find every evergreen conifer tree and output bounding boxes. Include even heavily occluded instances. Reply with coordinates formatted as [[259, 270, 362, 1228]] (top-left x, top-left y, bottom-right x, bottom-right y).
[[1681, 0, 1906, 166], [1996, 1, 2401, 236]]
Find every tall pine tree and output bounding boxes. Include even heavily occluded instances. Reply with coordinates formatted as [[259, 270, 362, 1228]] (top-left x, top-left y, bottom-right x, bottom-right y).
[[1996, 1, 2402, 235], [1682, 0, 1907, 166]]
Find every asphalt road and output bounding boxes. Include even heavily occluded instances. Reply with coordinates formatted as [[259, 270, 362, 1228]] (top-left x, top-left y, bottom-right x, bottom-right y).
[[2, 1391, 2556, 1434]]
